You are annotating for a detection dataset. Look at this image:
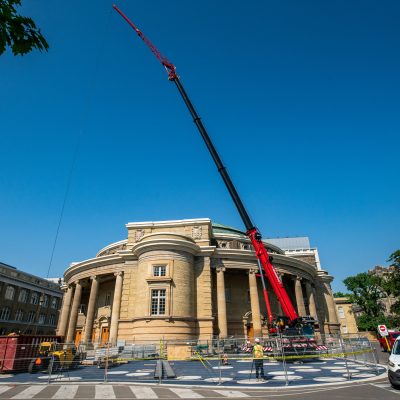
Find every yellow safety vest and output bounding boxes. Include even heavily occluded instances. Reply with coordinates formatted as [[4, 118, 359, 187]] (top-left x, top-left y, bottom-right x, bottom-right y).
[[253, 344, 263, 359]]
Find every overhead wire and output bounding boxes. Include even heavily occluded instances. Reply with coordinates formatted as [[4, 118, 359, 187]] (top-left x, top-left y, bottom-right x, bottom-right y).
[[24, 7, 114, 335]]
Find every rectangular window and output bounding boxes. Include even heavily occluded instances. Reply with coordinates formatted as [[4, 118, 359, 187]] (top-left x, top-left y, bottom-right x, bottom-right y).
[[153, 265, 166, 277], [342, 325, 348, 334], [31, 292, 40, 305], [5, 286, 15, 300], [0, 307, 11, 320], [225, 287, 231, 302], [43, 295, 49, 307], [27, 311, 35, 322], [151, 289, 166, 315], [48, 314, 55, 325], [51, 297, 58, 309], [18, 290, 28, 303], [38, 314, 46, 324], [105, 292, 111, 306], [15, 309, 24, 321], [338, 306, 345, 319]]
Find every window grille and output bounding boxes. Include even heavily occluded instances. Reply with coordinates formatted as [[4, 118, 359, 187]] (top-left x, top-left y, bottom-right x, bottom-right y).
[[27, 311, 35, 322], [31, 292, 40, 305], [153, 265, 166, 277], [151, 289, 166, 315], [0, 307, 11, 320], [15, 309, 24, 321]]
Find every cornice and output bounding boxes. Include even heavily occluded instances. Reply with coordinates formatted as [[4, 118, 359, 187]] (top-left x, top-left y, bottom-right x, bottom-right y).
[[126, 218, 211, 229], [64, 254, 124, 282], [131, 232, 201, 256]]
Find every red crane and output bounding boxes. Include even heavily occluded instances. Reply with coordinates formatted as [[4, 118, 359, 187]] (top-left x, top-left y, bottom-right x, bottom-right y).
[[112, 4, 300, 327]]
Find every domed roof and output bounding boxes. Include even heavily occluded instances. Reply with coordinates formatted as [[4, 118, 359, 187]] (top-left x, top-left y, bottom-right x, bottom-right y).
[[211, 222, 247, 238]]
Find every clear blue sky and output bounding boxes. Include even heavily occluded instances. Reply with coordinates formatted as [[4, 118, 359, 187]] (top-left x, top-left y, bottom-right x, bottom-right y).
[[1, 0, 399, 292]]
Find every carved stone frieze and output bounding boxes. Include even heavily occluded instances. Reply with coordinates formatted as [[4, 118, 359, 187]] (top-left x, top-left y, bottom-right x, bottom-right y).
[[135, 229, 145, 242], [192, 226, 202, 239]]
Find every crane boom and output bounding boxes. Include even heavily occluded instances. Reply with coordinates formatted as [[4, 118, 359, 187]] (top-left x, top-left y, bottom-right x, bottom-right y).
[[113, 4, 299, 324]]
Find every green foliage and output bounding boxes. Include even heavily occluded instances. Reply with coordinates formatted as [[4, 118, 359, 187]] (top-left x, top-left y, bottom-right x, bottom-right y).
[[383, 250, 400, 314], [343, 250, 400, 331], [343, 272, 386, 317], [356, 313, 390, 331], [333, 291, 350, 298], [0, 0, 48, 56]]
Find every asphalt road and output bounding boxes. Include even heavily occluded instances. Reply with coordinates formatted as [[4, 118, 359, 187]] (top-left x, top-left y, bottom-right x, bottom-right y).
[[0, 379, 398, 400]]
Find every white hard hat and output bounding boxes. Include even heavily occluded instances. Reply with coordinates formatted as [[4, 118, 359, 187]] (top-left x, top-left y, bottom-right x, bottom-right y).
[[255, 338, 260, 343]]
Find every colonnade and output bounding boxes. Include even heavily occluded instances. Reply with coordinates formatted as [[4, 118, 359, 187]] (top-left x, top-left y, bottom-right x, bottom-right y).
[[57, 272, 124, 345], [216, 267, 323, 338]]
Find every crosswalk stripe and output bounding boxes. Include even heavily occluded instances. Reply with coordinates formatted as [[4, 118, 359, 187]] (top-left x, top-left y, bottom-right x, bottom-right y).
[[129, 386, 158, 399], [95, 385, 116, 399], [214, 390, 249, 398], [169, 388, 203, 398], [12, 385, 46, 399], [0, 386, 12, 395], [52, 385, 79, 399]]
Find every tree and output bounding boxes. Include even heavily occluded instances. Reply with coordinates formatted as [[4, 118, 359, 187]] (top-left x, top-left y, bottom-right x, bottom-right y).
[[0, 0, 48, 56], [333, 291, 350, 298], [343, 272, 387, 331], [382, 250, 400, 315]]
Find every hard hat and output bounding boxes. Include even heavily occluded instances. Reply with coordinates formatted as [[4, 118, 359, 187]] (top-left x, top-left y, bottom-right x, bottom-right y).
[[255, 338, 260, 343]]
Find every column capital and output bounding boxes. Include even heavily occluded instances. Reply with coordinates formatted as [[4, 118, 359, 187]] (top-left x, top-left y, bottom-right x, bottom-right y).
[[74, 279, 81, 286], [248, 268, 258, 275], [295, 276, 303, 282], [216, 266, 226, 273], [90, 275, 98, 281], [114, 271, 124, 277]]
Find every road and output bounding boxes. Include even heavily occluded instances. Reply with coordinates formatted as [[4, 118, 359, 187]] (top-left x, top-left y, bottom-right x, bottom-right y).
[[0, 378, 399, 400]]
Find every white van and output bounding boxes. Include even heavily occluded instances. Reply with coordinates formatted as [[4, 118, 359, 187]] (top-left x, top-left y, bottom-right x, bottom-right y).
[[388, 336, 400, 389]]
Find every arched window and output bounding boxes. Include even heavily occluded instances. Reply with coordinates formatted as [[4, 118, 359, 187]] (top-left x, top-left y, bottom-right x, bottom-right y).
[[4, 286, 15, 300]]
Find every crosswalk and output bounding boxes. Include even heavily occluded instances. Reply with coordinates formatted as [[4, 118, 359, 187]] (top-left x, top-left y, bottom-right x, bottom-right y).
[[0, 385, 252, 399]]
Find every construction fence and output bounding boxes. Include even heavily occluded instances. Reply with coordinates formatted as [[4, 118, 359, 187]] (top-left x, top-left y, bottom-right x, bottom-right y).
[[0, 333, 383, 385]]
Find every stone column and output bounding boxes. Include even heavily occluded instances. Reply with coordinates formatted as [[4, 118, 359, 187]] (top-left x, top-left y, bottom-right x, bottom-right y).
[[216, 267, 228, 338], [83, 276, 99, 344], [65, 281, 82, 343], [294, 276, 306, 316], [305, 281, 317, 319], [248, 269, 262, 338], [57, 285, 73, 338], [323, 282, 339, 324], [109, 272, 123, 345]]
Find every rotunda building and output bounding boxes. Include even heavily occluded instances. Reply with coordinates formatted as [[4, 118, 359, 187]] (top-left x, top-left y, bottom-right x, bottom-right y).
[[57, 219, 339, 345]]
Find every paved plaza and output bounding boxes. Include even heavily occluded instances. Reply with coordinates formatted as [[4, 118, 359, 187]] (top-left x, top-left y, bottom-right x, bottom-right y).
[[0, 357, 386, 387]]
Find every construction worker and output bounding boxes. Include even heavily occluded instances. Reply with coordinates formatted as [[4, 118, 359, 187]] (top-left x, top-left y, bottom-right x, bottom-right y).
[[253, 338, 265, 381]]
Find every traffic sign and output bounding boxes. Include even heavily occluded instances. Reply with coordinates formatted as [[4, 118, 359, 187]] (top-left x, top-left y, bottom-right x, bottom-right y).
[[378, 324, 388, 336]]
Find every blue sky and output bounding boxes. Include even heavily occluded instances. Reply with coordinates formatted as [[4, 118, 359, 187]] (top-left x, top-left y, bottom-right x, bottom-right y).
[[1, 0, 399, 292]]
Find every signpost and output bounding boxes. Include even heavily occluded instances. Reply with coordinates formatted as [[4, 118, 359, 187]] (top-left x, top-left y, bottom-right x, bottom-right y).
[[378, 324, 391, 351]]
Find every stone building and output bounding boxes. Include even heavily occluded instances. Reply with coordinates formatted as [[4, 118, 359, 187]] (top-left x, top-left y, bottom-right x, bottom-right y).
[[334, 297, 359, 334], [0, 262, 63, 335], [57, 219, 339, 345], [369, 265, 398, 315]]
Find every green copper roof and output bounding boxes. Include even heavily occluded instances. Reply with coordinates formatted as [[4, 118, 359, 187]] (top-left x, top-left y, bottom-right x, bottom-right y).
[[211, 222, 247, 237]]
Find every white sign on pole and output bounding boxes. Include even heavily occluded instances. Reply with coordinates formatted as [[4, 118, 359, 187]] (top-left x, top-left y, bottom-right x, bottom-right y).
[[378, 324, 388, 336]]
